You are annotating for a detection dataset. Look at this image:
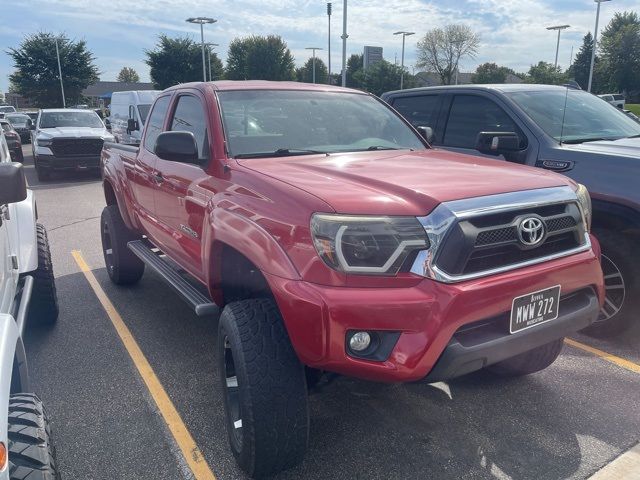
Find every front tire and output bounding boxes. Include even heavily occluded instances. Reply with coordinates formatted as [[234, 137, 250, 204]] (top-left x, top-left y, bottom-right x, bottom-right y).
[[487, 338, 564, 377], [27, 224, 59, 326], [100, 205, 144, 285], [217, 299, 309, 478], [34, 156, 51, 182]]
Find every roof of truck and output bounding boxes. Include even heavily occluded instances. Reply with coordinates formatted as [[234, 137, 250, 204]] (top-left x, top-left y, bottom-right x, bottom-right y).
[[383, 83, 583, 98], [163, 80, 364, 94]]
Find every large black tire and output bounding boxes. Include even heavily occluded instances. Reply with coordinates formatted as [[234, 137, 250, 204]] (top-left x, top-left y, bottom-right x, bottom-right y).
[[487, 338, 564, 377], [582, 229, 640, 337], [27, 224, 59, 326], [100, 205, 144, 285], [8, 393, 61, 480], [34, 157, 50, 182], [217, 299, 309, 478]]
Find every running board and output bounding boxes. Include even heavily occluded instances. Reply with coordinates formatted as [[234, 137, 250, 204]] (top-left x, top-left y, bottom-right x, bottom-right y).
[[127, 240, 218, 316]]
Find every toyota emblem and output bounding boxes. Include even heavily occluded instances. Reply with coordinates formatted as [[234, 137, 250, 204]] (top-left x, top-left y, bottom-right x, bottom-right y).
[[518, 217, 545, 246]]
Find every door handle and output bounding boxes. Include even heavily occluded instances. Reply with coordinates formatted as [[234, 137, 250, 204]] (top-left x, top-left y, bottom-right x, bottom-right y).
[[152, 172, 164, 184]]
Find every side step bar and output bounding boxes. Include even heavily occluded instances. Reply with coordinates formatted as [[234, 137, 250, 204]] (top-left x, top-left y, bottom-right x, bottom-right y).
[[127, 240, 218, 316]]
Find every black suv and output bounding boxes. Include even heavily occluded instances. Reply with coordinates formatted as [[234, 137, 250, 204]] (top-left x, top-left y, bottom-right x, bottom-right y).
[[382, 84, 640, 337]]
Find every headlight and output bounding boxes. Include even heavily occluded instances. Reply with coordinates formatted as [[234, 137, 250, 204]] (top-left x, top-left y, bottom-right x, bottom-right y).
[[37, 137, 52, 147], [311, 214, 429, 275], [576, 183, 592, 232]]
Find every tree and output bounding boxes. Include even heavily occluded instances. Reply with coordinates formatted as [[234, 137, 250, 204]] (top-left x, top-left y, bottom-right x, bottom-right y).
[[354, 60, 415, 96], [117, 67, 140, 83], [346, 53, 364, 88], [207, 52, 225, 81], [416, 24, 480, 85], [225, 36, 295, 81], [599, 11, 640, 95], [568, 33, 595, 90], [471, 62, 514, 84], [7, 32, 99, 107], [296, 57, 328, 84], [523, 61, 569, 85], [145, 35, 223, 89]]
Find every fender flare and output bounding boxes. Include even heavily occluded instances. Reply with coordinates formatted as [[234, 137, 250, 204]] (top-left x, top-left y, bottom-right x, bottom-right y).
[[592, 199, 640, 234], [103, 175, 137, 231], [11, 190, 38, 274]]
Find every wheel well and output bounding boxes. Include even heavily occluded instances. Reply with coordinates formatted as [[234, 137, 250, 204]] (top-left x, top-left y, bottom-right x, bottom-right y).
[[104, 181, 117, 206], [219, 245, 272, 305], [592, 200, 640, 239]]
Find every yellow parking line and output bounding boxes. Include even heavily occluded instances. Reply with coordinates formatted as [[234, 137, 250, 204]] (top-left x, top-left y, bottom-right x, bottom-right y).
[[71, 250, 217, 480], [564, 338, 640, 374]]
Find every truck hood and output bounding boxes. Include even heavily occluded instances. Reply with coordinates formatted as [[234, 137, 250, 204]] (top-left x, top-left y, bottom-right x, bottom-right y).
[[562, 136, 640, 159], [37, 126, 110, 139], [239, 149, 571, 215]]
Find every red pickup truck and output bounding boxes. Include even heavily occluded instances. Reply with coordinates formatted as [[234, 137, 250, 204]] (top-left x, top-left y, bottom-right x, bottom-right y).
[[100, 81, 604, 478]]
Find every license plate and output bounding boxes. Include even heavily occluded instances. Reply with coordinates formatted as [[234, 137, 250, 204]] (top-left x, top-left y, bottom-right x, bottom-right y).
[[510, 285, 561, 334]]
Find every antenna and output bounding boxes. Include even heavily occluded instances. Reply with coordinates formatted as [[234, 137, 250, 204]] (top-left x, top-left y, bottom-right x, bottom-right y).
[[559, 86, 570, 145]]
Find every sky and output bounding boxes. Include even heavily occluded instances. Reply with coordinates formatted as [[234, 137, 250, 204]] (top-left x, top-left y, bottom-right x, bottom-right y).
[[0, 0, 637, 93]]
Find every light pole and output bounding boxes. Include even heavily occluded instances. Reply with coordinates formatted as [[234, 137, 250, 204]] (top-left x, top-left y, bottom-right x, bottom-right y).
[[54, 36, 66, 108], [327, 3, 332, 84], [546, 25, 570, 68], [306, 47, 323, 83], [205, 43, 219, 81], [341, 0, 348, 87], [588, 0, 611, 92], [394, 31, 415, 90], [186, 17, 217, 82]]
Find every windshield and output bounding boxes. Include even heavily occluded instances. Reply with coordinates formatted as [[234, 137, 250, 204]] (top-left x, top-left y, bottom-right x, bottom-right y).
[[138, 104, 152, 125], [39, 111, 104, 129], [6, 114, 30, 126], [508, 89, 640, 143], [218, 90, 426, 158], [0, 106, 16, 113]]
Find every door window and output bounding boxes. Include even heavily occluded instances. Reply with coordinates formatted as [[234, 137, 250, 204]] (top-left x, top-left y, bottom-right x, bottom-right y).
[[391, 95, 441, 128], [443, 95, 517, 149], [143, 95, 171, 153], [170, 95, 209, 160]]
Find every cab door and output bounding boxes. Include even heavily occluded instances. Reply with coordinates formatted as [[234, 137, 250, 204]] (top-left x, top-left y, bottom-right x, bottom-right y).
[[0, 137, 16, 315]]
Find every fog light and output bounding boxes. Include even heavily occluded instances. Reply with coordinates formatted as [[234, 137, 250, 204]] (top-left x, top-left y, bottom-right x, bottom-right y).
[[349, 331, 371, 352]]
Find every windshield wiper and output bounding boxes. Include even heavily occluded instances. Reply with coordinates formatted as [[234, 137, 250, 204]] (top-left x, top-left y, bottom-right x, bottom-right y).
[[561, 137, 619, 145], [234, 148, 329, 159]]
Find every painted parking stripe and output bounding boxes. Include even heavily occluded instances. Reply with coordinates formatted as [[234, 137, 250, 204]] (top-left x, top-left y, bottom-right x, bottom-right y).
[[588, 443, 640, 480], [71, 250, 217, 480], [565, 338, 640, 374]]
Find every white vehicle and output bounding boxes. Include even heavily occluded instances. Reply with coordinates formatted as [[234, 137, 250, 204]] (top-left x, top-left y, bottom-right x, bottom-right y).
[[31, 109, 114, 181], [0, 106, 16, 120], [0, 123, 60, 478], [598, 94, 625, 109], [108, 90, 160, 145]]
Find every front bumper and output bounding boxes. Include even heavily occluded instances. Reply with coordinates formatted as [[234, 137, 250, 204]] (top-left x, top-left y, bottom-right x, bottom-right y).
[[35, 153, 100, 171], [267, 238, 604, 383]]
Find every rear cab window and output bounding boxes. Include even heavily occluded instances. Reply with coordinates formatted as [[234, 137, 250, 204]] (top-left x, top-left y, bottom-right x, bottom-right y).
[[391, 95, 441, 129], [144, 96, 171, 153], [169, 95, 209, 161]]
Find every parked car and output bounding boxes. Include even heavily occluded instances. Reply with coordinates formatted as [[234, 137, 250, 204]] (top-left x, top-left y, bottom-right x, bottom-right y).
[[623, 109, 640, 123], [108, 90, 160, 145], [598, 93, 625, 109], [31, 108, 114, 181], [4, 113, 32, 143], [0, 119, 23, 162], [0, 106, 16, 119], [382, 84, 640, 337], [101, 81, 603, 478], [23, 111, 39, 122], [0, 124, 61, 479]]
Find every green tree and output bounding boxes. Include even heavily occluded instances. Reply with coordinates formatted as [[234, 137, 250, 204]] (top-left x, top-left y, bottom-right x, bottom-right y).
[[116, 67, 140, 83], [7, 32, 99, 107], [346, 53, 364, 88], [296, 57, 328, 84], [354, 60, 416, 96], [225, 36, 295, 81], [568, 33, 594, 90], [207, 52, 224, 81], [523, 61, 569, 85], [471, 62, 514, 84], [599, 11, 640, 95], [145, 35, 223, 89]]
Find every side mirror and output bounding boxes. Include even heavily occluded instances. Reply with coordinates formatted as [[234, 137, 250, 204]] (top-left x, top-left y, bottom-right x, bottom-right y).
[[127, 118, 139, 134], [0, 163, 27, 205], [476, 132, 522, 156], [155, 131, 200, 164], [416, 126, 435, 144]]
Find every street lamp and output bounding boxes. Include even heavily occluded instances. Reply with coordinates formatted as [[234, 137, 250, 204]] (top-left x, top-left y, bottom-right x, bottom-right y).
[[393, 31, 415, 90], [186, 17, 217, 82], [327, 3, 332, 84], [306, 47, 323, 84], [588, 0, 611, 92], [341, 0, 348, 87], [205, 43, 219, 81], [546, 25, 570, 69], [54, 36, 66, 108]]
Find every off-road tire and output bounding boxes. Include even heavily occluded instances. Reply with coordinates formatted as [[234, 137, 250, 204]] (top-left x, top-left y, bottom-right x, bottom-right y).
[[582, 229, 640, 337], [27, 224, 59, 326], [217, 299, 309, 478], [34, 157, 50, 182], [100, 205, 144, 285], [487, 338, 564, 377], [8, 393, 61, 480]]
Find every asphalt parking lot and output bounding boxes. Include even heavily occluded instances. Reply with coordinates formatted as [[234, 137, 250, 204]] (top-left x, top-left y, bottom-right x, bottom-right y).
[[19, 144, 640, 480]]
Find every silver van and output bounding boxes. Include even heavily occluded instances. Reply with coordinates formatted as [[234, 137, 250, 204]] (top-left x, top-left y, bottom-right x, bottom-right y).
[[109, 90, 160, 145]]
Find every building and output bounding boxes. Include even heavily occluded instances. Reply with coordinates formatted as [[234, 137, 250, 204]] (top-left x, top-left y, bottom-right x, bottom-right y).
[[363, 46, 383, 70], [4, 92, 36, 109], [82, 81, 156, 107]]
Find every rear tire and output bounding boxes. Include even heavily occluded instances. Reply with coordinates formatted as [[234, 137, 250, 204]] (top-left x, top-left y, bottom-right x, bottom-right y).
[[487, 338, 564, 377], [217, 299, 309, 478], [100, 205, 144, 285], [8, 393, 61, 480], [27, 224, 59, 326], [582, 229, 639, 337]]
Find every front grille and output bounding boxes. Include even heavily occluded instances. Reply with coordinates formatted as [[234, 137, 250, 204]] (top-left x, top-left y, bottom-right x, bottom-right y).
[[435, 202, 586, 277], [50, 138, 103, 157]]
